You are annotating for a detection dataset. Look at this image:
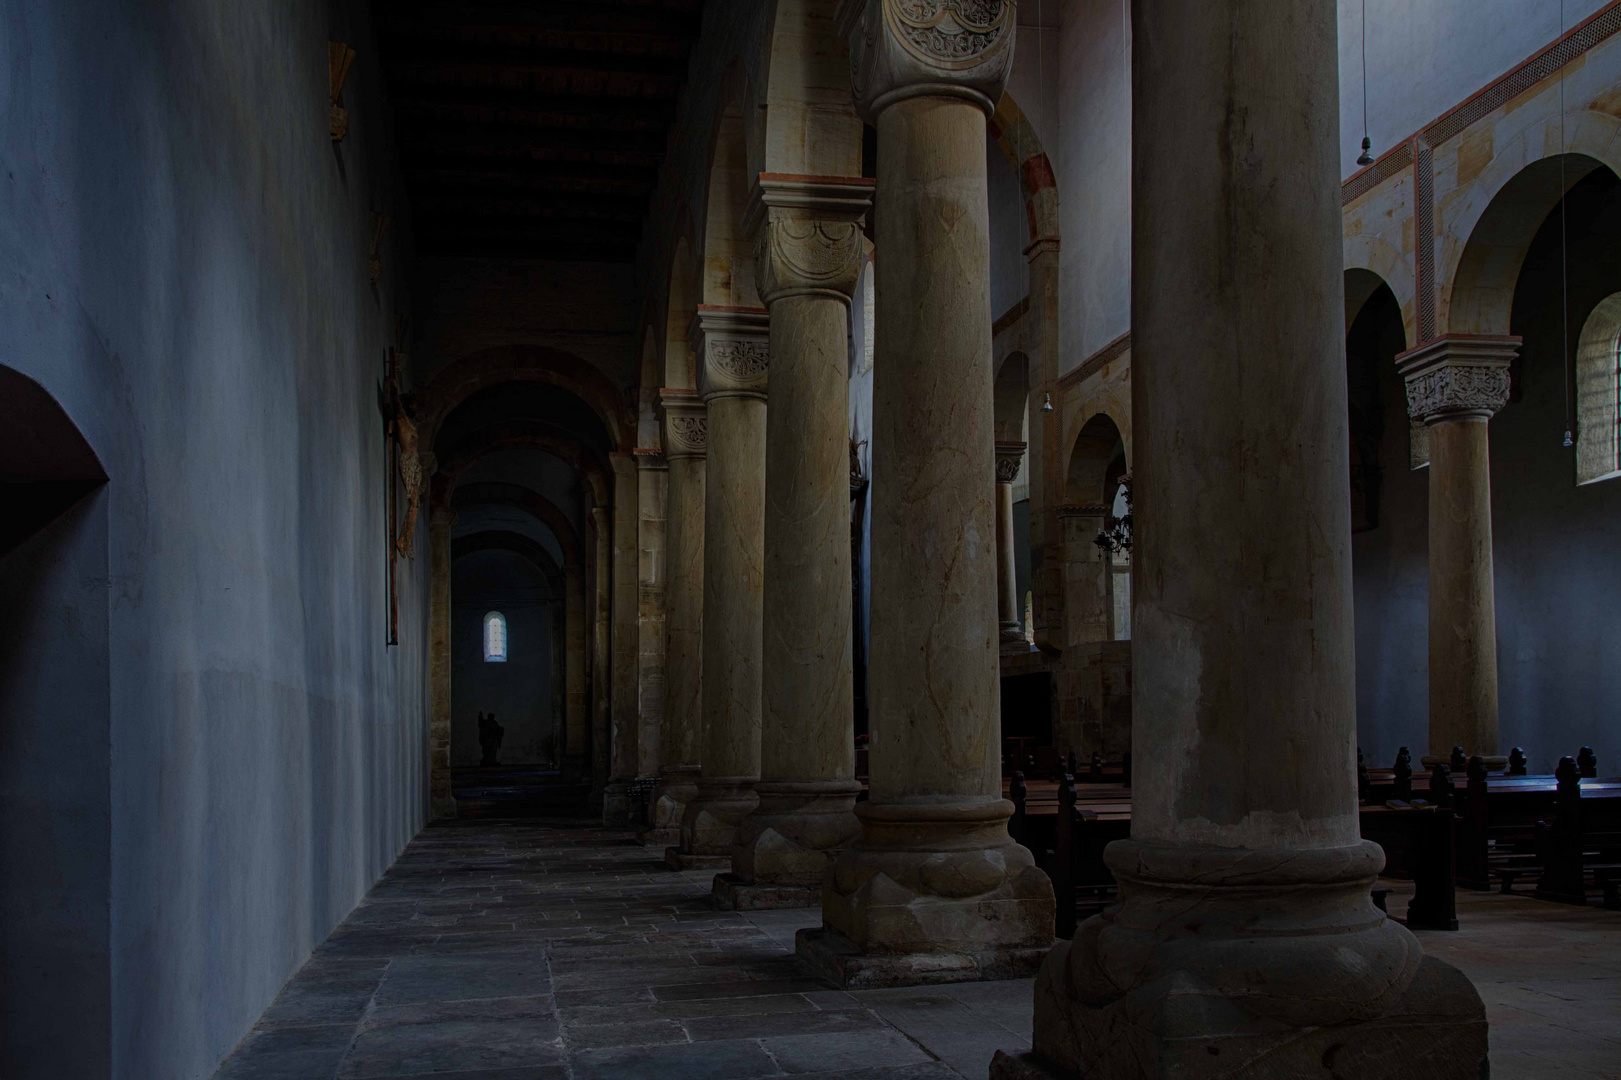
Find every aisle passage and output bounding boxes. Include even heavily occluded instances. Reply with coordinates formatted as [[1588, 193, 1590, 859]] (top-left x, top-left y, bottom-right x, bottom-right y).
[[210, 820, 1034, 1080]]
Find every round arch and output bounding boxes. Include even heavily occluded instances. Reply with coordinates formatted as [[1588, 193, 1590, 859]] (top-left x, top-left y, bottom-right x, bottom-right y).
[[1066, 411, 1128, 505], [452, 482, 583, 572], [664, 228, 699, 391], [1439, 121, 1621, 335], [993, 351, 1030, 443], [700, 61, 761, 309], [989, 90, 1059, 245], [416, 345, 633, 454], [1344, 240, 1416, 350], [433, 421, 612, 507], [452, 530, 564, 595]]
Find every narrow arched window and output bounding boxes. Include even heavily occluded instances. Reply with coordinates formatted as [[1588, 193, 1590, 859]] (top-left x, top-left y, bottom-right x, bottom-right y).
[[483, 611, 508, 662], [1576, 293, 1621, 485]]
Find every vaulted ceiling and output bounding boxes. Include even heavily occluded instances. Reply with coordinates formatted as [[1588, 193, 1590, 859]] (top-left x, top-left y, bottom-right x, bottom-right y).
[[374, 0, 704, 262]]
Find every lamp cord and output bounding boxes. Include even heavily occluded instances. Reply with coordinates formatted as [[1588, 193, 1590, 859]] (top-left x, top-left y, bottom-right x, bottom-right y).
[[1560, 0, 1575, 448]]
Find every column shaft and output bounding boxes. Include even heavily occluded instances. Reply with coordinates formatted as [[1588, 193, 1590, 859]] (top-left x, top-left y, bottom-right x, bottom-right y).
[[636, 452, 669, 789], [564, 564, 587, 770], [652, 390, 707, 843], [722, 178, 871, 907], [1398, 334, 1515, 763], [1003, 4, 1488, 1073], [804, 0, 1050, 986], [669, 308, 769, 866], [428, 506, 456, 819], [589, 506, 611, 811], [1026, 241, 1065, 653], [995, 442, 1026, 647], [604, 454, 639, 824]]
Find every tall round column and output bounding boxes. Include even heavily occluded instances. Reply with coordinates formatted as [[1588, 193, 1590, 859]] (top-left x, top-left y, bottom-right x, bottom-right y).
[[589, 506, 611, 812], [800, 0, 1052, 987], [651, 389, 707, 845], [428, 504, 457, 819], [1000, 4, 1487, 1074], [717, 176, 872, 910], [667, 307, 769, 869], [602, 454, 640, 825], [1398, 336, 1516, 763], [995, 441, 1026, 648]]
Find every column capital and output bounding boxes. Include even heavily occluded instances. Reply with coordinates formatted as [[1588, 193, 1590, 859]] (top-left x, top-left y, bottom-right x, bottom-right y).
[[836, 0, 1016, 121], [1398, 335, 1520, 425], [1023, 235, 1059, 261], [690, 304, 770, 402], [745, 174, 873, 306], [659, 388, 708, 460], [633, 447, 668, 472], [994, 440, 1026, 484]]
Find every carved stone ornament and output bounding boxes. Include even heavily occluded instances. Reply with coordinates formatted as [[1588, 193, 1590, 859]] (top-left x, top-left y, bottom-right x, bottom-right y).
[[1396, 336, 1519, 426], [838, 0, 1016, 121], [754, 217, 867, 304], [692, 306, 770, 400], [660, 390, 709, 461], [994, 440, 1026, 484]]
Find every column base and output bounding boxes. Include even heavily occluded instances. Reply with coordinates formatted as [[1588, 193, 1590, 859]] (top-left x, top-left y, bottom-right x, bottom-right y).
[[675, 775, 758, 857], [797, 926, 1048, 989], [601, 782, 632, 827], [729, 780, 861, 900], [993, 952, 1486, 1080], [664, 847, 732, 871], [713, 873, 821, 911], [1012, 838, 1488, 1079], [807, 798, 1054, 986], [642, 766, 702, 848], [639, 825, 681, 847]]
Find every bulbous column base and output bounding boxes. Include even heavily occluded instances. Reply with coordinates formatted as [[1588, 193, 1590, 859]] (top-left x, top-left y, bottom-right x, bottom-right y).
[[641, 765, 702, 846], [600, 782, 632, 828], [996, 839, 1488, 1080], [664, 776, 757, 870], [794, 799, 1055, 988], [713, 780, 862, 910]]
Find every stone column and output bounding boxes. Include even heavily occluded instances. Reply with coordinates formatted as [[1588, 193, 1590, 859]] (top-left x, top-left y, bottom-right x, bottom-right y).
[[428, 505, 457, 819], [667, 306, 769, 870], [1059, 503, 1111, 648], [635, 448, 669, 794], [995, 441, 1027, 649], [716, 175, 871, 910], [1399, 335, 1516, 764], [650, 390, 707, 845], [564, 562, 588, 774], [799, 0, 1052, 987], [603, 453, 640, 825], [589, 505, 612, 812], [997, 4, 1487, 1075], [1025, 237, 1065, 654]]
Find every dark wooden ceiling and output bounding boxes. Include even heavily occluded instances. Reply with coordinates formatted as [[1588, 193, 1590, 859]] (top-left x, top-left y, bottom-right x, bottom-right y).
[[374, 1, 704, 262]]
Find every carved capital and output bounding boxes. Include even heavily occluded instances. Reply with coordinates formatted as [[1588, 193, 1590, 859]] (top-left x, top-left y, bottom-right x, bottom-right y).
[[659, 388, 708, 460], [745, 175, 873, 305], [837, 0, 1016, 121], [691, 305, 770, 402], [994, 440, 1026, 484], [1397, 336, 1519, 425]]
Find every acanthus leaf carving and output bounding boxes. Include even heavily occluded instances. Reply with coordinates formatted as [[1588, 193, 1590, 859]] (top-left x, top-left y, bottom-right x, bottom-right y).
[[1404, 364, 1511, 424]]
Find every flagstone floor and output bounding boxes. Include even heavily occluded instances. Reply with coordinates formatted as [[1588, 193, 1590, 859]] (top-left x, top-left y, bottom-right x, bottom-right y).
[[209, 817, 1621, 1080]]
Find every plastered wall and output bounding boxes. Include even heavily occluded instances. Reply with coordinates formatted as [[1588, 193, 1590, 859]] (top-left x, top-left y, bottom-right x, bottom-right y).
[[0, 2, 427, 1076]]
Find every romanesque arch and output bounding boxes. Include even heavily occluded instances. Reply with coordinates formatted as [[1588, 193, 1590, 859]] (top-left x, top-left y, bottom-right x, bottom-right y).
[[415, 345, 633, 455]]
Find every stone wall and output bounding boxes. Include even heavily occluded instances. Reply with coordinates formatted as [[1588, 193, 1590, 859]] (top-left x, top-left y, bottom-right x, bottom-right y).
[[0, 2, 427, 1076]]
